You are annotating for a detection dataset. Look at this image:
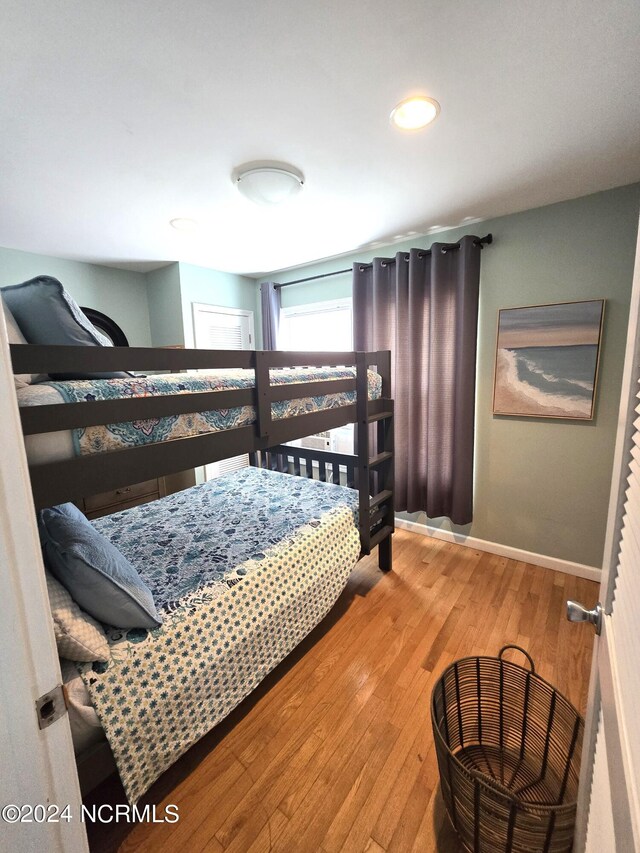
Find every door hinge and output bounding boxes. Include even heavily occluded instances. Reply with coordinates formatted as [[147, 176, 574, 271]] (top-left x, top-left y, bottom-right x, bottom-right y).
[[36, 684, 68, 730]]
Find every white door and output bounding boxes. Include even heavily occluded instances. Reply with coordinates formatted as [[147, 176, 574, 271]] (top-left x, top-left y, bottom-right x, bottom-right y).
[[0, 315, 88, 850], [192, 302, 254, 351], [192, 303, 255, 481], [573, 220, 640, 851]]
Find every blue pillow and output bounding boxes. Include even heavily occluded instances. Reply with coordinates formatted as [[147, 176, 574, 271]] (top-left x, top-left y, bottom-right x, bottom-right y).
[[39, 503, 161, 630], [1, 276, 129, 380]]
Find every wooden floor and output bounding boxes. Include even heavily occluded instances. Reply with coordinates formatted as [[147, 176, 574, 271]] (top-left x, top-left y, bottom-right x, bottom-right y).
[[87, 528, 597, 853]]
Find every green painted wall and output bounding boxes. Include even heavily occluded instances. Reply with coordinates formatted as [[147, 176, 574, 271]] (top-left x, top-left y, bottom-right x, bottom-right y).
[[177, 262, 260, 348], [0, 250, 261, 352], [260, 184, 640, 568], [0, 245, 152, 345], [278, 272, 353, 309], [145, 263, 184, 347], [2, 185, 637, 569]]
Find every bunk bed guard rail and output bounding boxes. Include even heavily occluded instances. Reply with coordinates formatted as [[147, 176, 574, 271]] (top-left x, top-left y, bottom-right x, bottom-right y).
[[10, 345, 395, 570]]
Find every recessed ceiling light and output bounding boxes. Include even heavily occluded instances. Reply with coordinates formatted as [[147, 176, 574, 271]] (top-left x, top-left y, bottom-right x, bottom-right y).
[[233, 162, 304, 205], [169, 218, 198, 231], [390, 96, 440, 131]]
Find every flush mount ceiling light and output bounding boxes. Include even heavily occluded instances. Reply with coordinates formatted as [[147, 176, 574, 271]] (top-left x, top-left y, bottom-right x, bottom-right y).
[[169, 217, 198, 231], [233, 162, 304, 205], [390, 96, 440, 131]]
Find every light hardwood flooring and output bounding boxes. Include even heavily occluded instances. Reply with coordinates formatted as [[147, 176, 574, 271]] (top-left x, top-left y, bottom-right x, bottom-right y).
[[87, 528, 597, 853]]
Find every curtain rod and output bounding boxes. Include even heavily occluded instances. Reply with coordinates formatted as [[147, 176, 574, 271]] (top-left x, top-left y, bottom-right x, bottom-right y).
[[357, 233, 493, 272], [274, 267, 352, 289], [274, 234, 493, 288]]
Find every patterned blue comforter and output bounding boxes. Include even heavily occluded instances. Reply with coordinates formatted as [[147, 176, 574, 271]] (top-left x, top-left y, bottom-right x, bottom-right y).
[[81, 467, 361, 803], [92, 467, 359, 611], [30, 367, 381, 456]]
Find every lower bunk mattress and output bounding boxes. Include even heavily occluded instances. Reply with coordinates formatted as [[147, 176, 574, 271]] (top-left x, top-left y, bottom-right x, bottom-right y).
[[72, 466, 361, 803]]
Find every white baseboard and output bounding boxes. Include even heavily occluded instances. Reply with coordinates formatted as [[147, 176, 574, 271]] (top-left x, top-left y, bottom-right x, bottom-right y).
[[394, 517, 601, 582]]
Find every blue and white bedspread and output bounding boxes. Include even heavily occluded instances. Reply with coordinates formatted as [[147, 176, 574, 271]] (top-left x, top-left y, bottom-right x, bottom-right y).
[[79, 468, 360, 803], [23, 367, 381, 457]]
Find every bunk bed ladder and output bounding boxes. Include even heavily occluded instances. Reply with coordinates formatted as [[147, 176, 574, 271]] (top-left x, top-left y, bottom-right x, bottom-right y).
[[249, 350, 394, 571], [356, 352, 394, 571]]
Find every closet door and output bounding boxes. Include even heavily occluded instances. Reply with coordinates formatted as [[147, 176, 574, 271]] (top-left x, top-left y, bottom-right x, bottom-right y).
[[574, 220, 640, 851], [192, 303, 255, 481]]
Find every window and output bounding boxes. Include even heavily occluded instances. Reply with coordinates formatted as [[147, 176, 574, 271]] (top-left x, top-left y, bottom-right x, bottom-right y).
[[192, 303, 255, 480], [279, 298, 352, 351], [280, 298, 354, 454]]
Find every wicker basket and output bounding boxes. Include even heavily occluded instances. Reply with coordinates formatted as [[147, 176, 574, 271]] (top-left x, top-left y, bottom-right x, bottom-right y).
[[431, 645, 584, 853]]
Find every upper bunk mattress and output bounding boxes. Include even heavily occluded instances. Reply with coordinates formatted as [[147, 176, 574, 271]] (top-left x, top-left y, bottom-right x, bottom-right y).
[[18, 366, 382, 464]]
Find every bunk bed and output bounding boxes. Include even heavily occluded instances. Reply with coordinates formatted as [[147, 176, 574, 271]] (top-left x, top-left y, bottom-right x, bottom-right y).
[[13, 343, 394, 562], [9, 341, 395, 802]]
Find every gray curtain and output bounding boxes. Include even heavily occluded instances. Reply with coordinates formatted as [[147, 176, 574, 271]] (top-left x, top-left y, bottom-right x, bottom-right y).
[[353, 235, 482, 524], [260, 282, 280, 350]]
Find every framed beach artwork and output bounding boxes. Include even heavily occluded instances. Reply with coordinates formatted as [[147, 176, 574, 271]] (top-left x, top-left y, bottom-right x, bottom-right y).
[[493, 299, 605, 420]]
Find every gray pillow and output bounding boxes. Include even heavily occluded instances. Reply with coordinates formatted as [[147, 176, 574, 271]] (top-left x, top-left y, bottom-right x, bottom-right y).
[[39, 503, 161, 630], [1, 276, 129, 380], [2, 296, 35, 387]]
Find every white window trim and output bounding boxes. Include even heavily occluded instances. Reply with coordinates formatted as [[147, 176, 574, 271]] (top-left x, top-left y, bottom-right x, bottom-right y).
[[280, 297, 352, 321]]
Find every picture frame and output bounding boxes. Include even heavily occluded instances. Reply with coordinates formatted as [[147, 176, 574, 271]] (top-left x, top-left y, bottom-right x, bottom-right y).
[[492, 299, 605, 420]]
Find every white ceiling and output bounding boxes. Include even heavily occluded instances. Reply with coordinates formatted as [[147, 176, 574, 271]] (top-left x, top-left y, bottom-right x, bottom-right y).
[[1, 1, 639, 276]]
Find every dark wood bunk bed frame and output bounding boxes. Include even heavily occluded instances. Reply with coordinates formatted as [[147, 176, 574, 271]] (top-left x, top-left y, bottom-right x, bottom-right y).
[[10, 344, 394, 795], [11, 343, 395, 794], [11, 344, 395, 569]]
